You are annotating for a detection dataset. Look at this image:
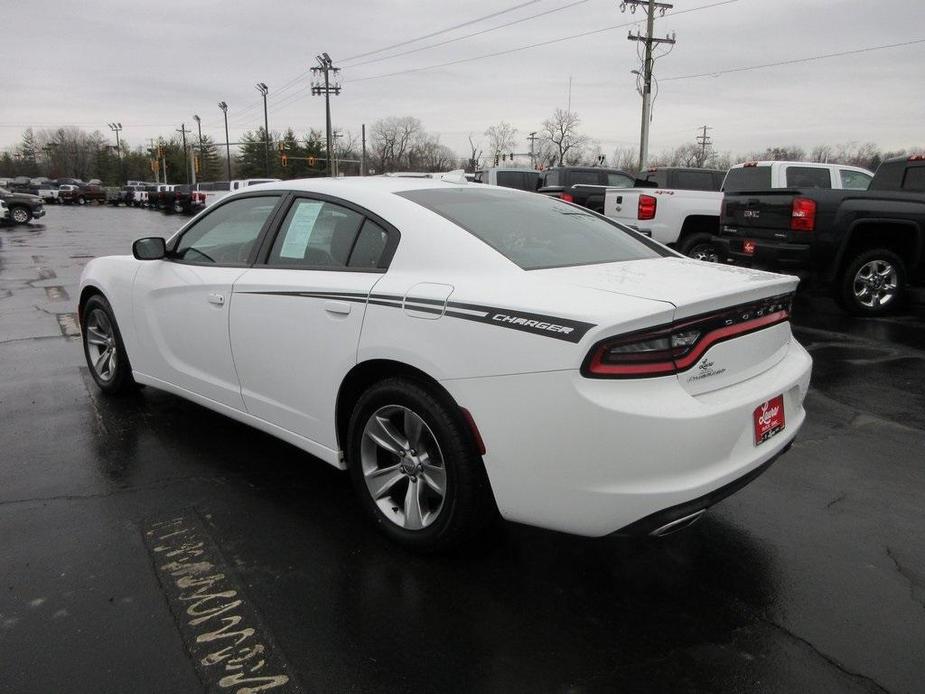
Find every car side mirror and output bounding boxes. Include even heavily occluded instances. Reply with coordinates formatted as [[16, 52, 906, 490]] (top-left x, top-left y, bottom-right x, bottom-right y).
[[133, 237, 167, 260]]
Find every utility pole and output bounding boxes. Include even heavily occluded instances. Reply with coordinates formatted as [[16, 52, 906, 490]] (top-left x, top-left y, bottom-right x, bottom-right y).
[[147, 138, 159, 184], [623, 0, 675, 170], [256, 83, 270, 177], [696, 125, 713, 166], [177, 123, 191, 184], [311, 53, 341, 178], [361, 123, 367, 177], [218, 101, 231, 181], [528, 131, 538, 169], [107, 122, 123, 183], [193, 114, 203, 184]]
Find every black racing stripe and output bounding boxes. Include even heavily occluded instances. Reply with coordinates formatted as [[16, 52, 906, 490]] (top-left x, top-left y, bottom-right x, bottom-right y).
[[239, 290, 594, 343]]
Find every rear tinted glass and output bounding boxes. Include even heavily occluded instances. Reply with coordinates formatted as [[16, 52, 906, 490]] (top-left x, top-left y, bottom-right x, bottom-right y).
[[399, 188, 666, 270], [569, 171, 603, 186], [839, 169, 872, 190], [785, 166, 831, 189], [673, 170, 718, 191], [723, 166, 772, 192], [902, 166, 925, 192]]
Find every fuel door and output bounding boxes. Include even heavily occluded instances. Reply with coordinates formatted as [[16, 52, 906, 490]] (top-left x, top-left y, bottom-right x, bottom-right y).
[[403, 282, 454, 320]]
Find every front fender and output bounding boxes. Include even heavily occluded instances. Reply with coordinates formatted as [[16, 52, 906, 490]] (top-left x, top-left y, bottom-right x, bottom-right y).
[[79, 256, 142, 362]]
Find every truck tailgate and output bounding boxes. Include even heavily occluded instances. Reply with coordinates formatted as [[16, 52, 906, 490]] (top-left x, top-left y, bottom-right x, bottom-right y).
[[722, 191, 797, 241]]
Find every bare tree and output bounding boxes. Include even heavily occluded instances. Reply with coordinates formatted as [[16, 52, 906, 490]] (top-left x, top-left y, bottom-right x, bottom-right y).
[[612, 146, 639, 175], [467, 134, 483, 172], [541, 109, 588, 167], [484, 121, 518, 164], [370, 116, 423, 172]]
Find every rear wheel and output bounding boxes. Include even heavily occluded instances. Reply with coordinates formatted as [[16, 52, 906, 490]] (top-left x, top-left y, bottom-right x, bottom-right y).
[[77, 196, 86, 206], [678, 232, 722, 262], [347, 377, 494, 552], [838, 248, 906, 317], [81, 295, 136, 394]]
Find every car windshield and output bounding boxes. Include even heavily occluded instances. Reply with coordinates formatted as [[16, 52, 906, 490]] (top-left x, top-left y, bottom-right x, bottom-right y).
[[399, 187, 667, 270]]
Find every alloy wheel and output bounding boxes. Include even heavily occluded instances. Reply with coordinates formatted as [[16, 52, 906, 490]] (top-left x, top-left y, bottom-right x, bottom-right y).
[[853, 259, 898, 309], [85, 308, 118, 381], [11, 207, 29, 224], [689, 244, 720, 263], [360, 405, 447, 531]]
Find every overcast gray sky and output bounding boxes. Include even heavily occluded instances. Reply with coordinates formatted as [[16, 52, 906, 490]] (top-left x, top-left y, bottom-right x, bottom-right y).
[[4, 0, 924, 159]]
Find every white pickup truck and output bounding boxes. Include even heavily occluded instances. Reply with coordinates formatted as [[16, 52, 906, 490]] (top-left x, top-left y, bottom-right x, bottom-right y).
[[604, 161, 874, 260]]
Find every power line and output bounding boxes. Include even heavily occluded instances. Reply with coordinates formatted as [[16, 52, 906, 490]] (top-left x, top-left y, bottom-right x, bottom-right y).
[[340, 0, 542, 63], [662, 37, 925, 81], [344, 0, 738, 84], [341, 0, 592, 69]]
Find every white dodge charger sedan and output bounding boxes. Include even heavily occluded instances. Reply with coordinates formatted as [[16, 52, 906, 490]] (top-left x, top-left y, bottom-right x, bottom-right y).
[[79, 177, 811, 550]]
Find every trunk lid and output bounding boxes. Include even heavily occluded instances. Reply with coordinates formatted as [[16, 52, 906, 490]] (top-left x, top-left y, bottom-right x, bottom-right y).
[[536, 257, 798, 394]]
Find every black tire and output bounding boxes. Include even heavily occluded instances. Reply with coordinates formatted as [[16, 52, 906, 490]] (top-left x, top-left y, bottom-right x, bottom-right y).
[[678, 232, 723, 262], [9, 205, 32, 224], [173, 201, 184, 214], [346, 377, 495, 552], [80, 294, 137, 394], [77, 196, 86, 206], [837, 248, 907, 317]]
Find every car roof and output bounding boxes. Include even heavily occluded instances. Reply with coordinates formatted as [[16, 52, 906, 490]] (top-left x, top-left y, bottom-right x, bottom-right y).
[[246, 176, 467, 196]]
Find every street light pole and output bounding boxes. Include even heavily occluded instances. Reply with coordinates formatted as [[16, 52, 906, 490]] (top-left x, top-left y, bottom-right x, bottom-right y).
[[218, 101, 231, 181], [311, 53, 341, 177], [193, 114, 203, 183], [256, 83, 270, 177]]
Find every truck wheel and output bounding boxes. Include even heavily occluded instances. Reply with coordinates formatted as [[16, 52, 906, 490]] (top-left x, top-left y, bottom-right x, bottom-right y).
[[10, 206, 32, 224], [173, 201, 185, 214], [77, 196, 86, 206], [838, 248, 906, 317], [679, 233, 722, 263]]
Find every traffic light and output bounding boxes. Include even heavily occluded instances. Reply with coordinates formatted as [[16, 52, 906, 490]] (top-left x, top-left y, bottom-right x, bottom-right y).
[[308, 156, 316, 167], [278, 141, 286, 153], [194, 155, 201, 174], [509, 152, 514, 161], [281, 154, 288, 167]]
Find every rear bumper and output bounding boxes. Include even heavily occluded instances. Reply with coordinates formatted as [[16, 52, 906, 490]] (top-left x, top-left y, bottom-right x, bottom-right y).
[[443, 336, 812, 537], [717, 234, 810, 268]]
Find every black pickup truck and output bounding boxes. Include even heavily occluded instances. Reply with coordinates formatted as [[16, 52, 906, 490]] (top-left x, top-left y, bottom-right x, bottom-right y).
[[717, 155, 925, 316], [537, 166, 634, 213]]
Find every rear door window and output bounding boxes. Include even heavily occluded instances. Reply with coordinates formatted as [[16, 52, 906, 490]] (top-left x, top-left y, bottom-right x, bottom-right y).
[[496, 171, 522, 189], [606, 172, 634, 187], [839, 169, 873, 190], [723, 166, 772, 192], [785, 166, 832, 189], [268, 198, 364, 268], [569, 171, 603, 186]]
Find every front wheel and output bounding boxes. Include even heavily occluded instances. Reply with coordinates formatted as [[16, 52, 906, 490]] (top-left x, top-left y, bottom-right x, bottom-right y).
[[347, 377, 495, 552], [10, 206, 32, 224], [77, 196, 86, 206], [838, 248, 906, 317], [678, 232, 723, 262], [81, 295, 136, 394]]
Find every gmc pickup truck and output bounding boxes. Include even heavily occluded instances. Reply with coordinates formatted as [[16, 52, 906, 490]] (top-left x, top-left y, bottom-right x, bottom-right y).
[[0, 186, 46, 224], [604, 161, 873, 260], [537, 166, 634, 214], [717, 155, 925, 316], [59, 184, 106, 205]]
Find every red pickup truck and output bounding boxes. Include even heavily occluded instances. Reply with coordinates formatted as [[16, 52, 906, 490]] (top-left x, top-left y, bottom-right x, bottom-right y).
[[59, 184, 107, 205]]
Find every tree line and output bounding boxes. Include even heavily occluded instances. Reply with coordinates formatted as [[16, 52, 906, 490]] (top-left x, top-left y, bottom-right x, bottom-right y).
[[2, 114, 922, 184]]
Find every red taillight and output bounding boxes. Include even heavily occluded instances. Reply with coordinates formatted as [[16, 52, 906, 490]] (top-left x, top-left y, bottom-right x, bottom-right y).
[[582, 294, 793, 378], [638, 194, 657, 220], [908, 155, 925, 161], [560, 192, 574, 203], [790, 197, 816, 232]]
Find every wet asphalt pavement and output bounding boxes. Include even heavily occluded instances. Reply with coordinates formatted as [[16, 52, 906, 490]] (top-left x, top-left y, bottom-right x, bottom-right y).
[[1, 205, 924, 694]]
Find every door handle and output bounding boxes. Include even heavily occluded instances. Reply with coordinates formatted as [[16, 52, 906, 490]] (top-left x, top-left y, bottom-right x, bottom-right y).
[[324, 300, 351, 315], [207, 292, 225, 306]]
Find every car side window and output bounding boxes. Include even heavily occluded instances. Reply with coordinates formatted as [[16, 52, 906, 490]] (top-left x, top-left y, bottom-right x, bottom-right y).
[[840, 169, 872, 190], [348, 219, 390, 269], [785, 166, 831, 189], [173, 195, 279, 266], [267, 198, 364, 268]]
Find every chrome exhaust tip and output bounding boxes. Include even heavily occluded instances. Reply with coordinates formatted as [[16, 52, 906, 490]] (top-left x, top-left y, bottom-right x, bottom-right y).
[[650, 509, 706, 537]]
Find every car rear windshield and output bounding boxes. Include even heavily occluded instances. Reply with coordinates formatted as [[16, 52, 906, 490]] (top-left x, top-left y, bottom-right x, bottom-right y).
[[398, 187, 666, 270], [723, 166, 772, 192]]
